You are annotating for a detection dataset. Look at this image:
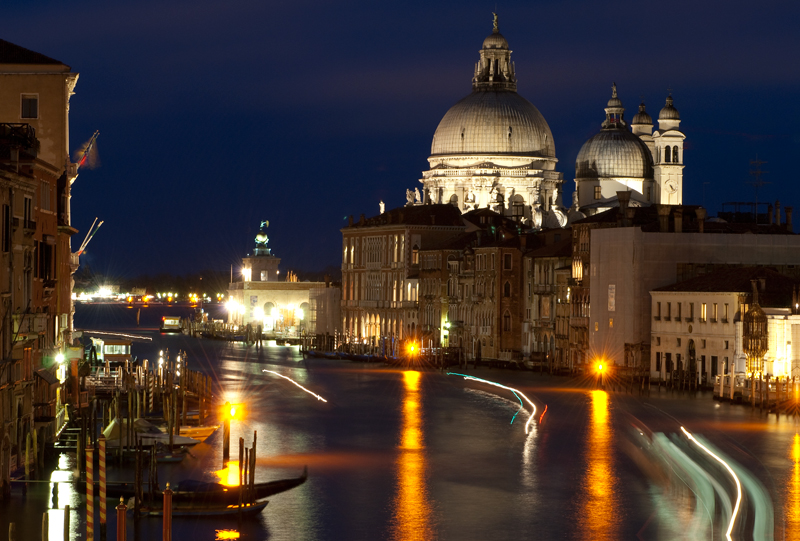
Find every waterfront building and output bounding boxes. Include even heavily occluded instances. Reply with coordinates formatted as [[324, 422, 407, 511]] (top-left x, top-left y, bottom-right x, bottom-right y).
[[0, 41, 80, 490], [523, 238, 571, 368], [227, 221, 340, 338], [651, 267, 800, 384], [587, 204, 798, 377], [340, 204, 463, 351]]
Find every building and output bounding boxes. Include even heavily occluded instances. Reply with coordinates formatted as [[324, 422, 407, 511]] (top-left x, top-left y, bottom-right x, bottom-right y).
[[0, 40, 80, 490], [651, 267, 800, 384], [523, 237, 572, 368], [588, 205, 799, 377], [575, 85, 685, 214], [412, 16, 565, 227], [227, 221, 339, 338], [340, 204, 464, 352]]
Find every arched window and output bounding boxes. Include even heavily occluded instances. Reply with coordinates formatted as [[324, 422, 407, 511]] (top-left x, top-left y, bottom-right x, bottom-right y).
[[503, 311, 511, 332], [664, 146, 671, 163], [503, 281, 511, 297], [449, 194, 458, 207], [672, 146, 679, 163]]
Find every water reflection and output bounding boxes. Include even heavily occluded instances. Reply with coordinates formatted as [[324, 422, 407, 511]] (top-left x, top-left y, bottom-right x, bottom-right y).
[[788, 433, 800, 541], [577, 390, 619, 540], [391, 371, 432, 540], [48, 453, 80, 541], [215, 460, 242, 487]]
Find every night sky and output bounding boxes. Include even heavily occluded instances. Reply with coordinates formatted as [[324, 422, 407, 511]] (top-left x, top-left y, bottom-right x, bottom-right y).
[[5, 1, 800, 278]]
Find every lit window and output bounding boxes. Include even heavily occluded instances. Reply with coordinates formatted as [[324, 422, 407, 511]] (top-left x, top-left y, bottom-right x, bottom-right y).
[[594, 186, 601, 200], [609, 318, 613, 328]]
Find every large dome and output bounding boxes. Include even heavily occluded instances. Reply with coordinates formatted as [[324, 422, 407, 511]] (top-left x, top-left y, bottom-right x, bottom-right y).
[[431, 90, 555, 157], [576, 129, 654, 179]]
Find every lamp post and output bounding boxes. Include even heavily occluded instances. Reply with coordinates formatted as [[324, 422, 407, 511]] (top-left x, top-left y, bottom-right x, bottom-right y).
[[223, 401, 231, 464]]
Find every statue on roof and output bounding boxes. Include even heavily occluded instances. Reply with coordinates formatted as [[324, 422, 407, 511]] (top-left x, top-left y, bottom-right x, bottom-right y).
[[406, 189, 415, 205], [379, 200, 385, 214], [254, 220, 271, 256], [492, 12, 499, 32], [414, 187, 421, 204]]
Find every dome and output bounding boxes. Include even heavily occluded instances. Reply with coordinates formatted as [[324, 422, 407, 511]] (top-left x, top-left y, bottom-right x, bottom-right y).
[[659, 95, 680, 120], [631, 102, 652, 125], [576, 129, 654, 179], [431, 90, 555, 157], [482, 32, 508, 49]]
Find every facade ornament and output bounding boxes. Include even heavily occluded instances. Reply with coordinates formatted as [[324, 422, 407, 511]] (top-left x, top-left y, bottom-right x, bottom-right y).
[[531, 202, 543, 230], [505, 187, 515, 209], [414, 187, 421, 204]]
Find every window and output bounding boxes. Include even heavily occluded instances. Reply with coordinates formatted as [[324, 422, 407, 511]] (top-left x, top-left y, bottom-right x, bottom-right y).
[[664, 146, 671, 163], [724, 340, 729, 350], [21, 94, 38, 119], [723, 303, 729, 322], [666, 302, 671, 320], [412, 245, 419, 265], [677, 338, 681, 347], [594, 186, 601, 200], [608, 317, 613, 328], [673, 146, 679, 163], [594, 321, 599, 331], [503, 311, 511, 332], [702, 339, 706, 348], [712, 303, 718, 322], [676, 303, 682, 319], [656, 302, 661, 319], [701, 303, 707, 322], [689, 303, 694, 320], [503, 282, 511, 297], [23, 196, 32, 225], [40, 181, 51, 211], [2, 205, 9, 253], [656, 336, 661, 346], [491, 254, 496, 270], [503, 253, 512, 270], [656, 352, 662, 372]]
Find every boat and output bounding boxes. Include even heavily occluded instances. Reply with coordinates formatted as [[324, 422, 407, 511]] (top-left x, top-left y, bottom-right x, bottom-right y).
[[137, 499, 269, 517], [160, 316, 182, 332], [102, 418, 201, 449], [105, 466, 308, 504]]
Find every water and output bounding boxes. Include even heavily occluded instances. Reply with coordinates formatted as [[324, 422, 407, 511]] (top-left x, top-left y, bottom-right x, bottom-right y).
[[2, 303, 799, 540]]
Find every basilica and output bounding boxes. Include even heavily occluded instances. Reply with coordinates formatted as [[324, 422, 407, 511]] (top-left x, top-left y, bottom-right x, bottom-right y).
[[410, 15, 686, 223]]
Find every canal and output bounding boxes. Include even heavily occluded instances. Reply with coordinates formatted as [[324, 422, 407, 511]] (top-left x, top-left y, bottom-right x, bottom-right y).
[[2, 303, 798, 540]]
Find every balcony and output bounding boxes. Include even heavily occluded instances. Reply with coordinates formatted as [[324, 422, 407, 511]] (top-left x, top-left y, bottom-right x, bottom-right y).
[[23, 219, 36, 236]]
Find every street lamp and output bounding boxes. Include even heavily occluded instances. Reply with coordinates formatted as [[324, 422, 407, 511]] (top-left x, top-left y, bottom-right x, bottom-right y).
[[221, 401, 242, 465]]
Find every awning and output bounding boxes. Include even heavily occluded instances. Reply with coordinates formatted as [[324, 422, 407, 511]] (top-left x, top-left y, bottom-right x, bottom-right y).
[[35, 368, 59, 385]]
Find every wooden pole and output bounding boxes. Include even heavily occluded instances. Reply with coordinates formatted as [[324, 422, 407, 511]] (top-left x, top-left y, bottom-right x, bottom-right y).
[[63, 505, 69, 541], [238, 437, 244, 517], [98, 435, 106, 536], [223, 403, 231, 464], [85, 446, 94, 541], [250, 430, 257, 503], [41, 511, 47, 541], [162, 483, 172, 541], [116, 497, 126, 541]]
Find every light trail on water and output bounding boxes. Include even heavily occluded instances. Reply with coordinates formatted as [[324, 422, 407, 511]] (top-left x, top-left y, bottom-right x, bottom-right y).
[[447, 372, 537, 433], [680, 426, 742, 541], [262, 369, 328, 402]]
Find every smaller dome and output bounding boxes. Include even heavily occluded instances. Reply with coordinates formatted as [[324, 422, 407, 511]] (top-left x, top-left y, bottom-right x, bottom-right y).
[[576, 129, 654, 179], [631, 102, 652, 125], [659, 95, 680, 120], [607, 95, 623, 109], [483, 31, 508, 49]]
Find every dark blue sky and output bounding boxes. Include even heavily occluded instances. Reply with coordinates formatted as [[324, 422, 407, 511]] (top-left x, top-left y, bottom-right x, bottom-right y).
[[6, 1, 800, 277]]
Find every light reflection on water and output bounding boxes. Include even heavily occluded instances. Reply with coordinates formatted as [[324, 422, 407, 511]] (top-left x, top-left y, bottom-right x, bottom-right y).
[[215, 460, 241, 487], [577, 390, 619, 540], [391, 371, 432, 540], [48, 453, 80, 541], [788, 433, 800, 541]]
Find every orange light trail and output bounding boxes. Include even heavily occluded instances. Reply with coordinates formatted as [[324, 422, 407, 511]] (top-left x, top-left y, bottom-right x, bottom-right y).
[[448, 372, 537, 433], [681, 426, 742, 541], [262, 369, 328, 402]]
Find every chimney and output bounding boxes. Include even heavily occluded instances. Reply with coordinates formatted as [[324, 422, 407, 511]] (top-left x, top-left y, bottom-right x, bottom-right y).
[[625, 207, 636, 224], [768, 204, 774, 225], [695, 207, 707, 233], [617, 191, 631, 227], [786, 206, 793, 232], [673, 207, 683, 233], [657, 205, 671, 232], [348, 215, 354, 226], [775, 200, 782, 226], [324, 274, 331, 287], [751, 279, 760, 305]]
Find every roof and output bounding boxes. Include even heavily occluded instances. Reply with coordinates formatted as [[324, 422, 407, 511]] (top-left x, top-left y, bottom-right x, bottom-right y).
[[0, 39, 64, 65], [35, 368, 59, 385], [346, 204, 464, 229], [654, 267, 797, 307], [524, 238, 572, 259]]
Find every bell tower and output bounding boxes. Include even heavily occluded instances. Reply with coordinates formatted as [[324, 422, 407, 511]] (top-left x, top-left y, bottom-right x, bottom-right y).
[[653, 94, 685, 205]]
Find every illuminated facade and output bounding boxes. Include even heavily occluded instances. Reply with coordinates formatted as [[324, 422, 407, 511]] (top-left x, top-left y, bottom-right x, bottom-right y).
[[227, 222, 339, 337], [340, 205, 464, 349]]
